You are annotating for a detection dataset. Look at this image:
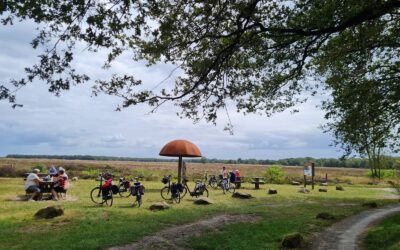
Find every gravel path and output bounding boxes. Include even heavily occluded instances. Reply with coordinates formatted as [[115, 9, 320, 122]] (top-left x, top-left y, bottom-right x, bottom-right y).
[[309, 203, 400, 250]]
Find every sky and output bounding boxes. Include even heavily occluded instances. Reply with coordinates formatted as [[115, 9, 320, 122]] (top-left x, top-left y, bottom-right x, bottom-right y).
[[0, 21, 342, 160]]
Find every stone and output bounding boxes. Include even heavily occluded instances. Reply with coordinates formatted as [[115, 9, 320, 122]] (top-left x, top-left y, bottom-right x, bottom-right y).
[[320, 182, 328, 186], [319, 188, 328, 192], [194, 197, 214, 205], [316, 212, 335, 220], [72, 177, 78, 181], [232, 192, 253, 199], [34, 205, 64, 219], [298, 187, 310, 193], [268, 188, 277, 195], [149, 202, 170, 211], [291, 181, 301, 185], [281, 233, 304, 248], [362, 202, 378, 208], [336, 186, 344, 191]]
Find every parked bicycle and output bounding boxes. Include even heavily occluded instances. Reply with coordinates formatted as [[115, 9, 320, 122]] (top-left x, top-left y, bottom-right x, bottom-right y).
[[90, 173, 119, 206], [204, 173, 218, 189], [221, 177, 235, 194], [130, 179, 145, 207], [160, 175, 183, 203], [182, 177, 209, 198], [118, 176, 132, 197]]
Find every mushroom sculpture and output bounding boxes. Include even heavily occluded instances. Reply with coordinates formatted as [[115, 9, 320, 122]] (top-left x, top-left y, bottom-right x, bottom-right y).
[[159, 139, 202, 184]]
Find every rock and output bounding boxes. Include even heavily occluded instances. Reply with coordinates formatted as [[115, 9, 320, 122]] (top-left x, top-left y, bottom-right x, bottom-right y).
[[72, 177, 78, 181], [336, 186, 344, 191], [319, 188, 328, 192], [291, 181, 301, 185], [194, 197, 214, 205], [34, 205, 64, 219], [232, 192, 253, 199], [320, 182, 328, 186], [281, 233, 304, 248], [298, 187, 310, 193], [362, 202, 378, 208], [347, 181, 353, 185], [268, 188, 277, 195], [316, 212, 335, 220], [149, 202, 170, 211]]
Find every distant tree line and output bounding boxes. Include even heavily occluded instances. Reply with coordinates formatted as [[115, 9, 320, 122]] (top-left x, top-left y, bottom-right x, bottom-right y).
[[5, 154, 400, 169]]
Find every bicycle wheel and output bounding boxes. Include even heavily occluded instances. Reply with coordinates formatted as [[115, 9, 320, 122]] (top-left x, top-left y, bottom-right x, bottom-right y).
[[104, 192, 113, 207], [118, 184, 131, 198], [210, 179, 218, 189], [90, 187, 104, 204], [133, 195, 142, 207], [227, 183, 236, 193], [172, 192, 181, 204], [160, 187, 171, 200], [180, 186, 188, 198]]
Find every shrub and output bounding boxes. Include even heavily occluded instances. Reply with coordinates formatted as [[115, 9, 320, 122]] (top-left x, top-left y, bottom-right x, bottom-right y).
[[0, 165, 17, 177], [365, 169, 398, 179], [264, 165, 285, 184], [32, 163, 45, 172]]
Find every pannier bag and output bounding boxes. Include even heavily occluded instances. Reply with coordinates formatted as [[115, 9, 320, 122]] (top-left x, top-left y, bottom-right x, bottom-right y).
[[171, 183, 178, 194], [111, 185, 120, 194], [123, 180, 130, 189], [130, 182, 145, 195]]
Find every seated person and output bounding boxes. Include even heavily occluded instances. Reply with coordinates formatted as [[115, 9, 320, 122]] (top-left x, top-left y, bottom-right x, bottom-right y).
[[47, 166, 58, 179], [53, 167, 69, 199], [25, 169, 42, 201]]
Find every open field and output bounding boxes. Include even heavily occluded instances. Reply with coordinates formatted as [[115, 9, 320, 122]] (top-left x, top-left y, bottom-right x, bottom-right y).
[[0, 176, 398, 249], [0, 158, 373, 185]]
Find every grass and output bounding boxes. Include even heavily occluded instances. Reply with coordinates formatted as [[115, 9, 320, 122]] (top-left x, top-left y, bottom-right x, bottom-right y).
[[363, 212, 400, 250], [0, 177, 397, 250]]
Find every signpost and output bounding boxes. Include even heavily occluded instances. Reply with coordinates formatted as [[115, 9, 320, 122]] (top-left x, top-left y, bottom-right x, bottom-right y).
[[303, 162, 315, 189]]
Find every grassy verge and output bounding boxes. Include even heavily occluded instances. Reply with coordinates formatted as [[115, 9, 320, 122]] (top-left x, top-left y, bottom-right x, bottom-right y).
[[363, 212, 400, 250], [0, 178, 396, 250]]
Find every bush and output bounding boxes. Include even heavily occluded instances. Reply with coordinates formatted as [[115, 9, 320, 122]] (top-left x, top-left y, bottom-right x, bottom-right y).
[[264, 165, 285, 184], [0, 165, 17, 177], [365, 169, 398, 179], [32, 163, 46, 172]]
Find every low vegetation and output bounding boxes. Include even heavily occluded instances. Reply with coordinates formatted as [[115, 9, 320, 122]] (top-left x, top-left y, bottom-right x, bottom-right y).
[[363, 213, 400, 250]]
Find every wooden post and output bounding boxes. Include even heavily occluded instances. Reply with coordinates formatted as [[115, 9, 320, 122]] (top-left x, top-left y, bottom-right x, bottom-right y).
[[304, 175, 307, 188], [325, 173, 328, 182], [311, 163, 315, 190], [178, 156, 182, 184]]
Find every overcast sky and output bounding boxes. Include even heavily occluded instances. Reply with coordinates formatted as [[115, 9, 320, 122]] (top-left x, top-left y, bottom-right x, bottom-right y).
[[0, 21, 342, 160]]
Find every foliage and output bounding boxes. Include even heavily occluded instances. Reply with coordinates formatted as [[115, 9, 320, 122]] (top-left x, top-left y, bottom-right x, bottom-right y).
[[0, 1, 399, 128], [264, 165, 285, 184], [32, 163, 45, 172], [363, 213, 400, 250], [365, 169, 398, 179]]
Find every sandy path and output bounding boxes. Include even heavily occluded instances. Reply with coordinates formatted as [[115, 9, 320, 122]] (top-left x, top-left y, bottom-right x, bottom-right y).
[[309, 203, 400, 250], [108, 214, 261, 250]]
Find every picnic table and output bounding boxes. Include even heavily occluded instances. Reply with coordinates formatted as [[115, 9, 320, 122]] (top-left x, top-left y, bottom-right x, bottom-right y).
[[39, 181, 55, 193], [251, 177, 265, 189]]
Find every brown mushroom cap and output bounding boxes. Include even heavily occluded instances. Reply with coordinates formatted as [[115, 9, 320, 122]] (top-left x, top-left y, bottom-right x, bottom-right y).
[[159, 139, 202, 157]]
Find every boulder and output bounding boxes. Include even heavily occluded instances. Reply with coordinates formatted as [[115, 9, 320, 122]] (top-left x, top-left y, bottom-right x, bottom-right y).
[[194, 197, 214, 205], [149, 202, 170, 211], [362, 202, 378, 208], [291, 181, 301, 185], [298, 187, 310, 193], [336, 186, 344, 191], [319, 188, 328, 192], [34, 205, 64, 219], [316, 212, 335, 220], [268, 188, 278, 195], [281, 233, 304, 248], [72, 177, 78, 181], [320, 182, 328, 186], [232, 192, 253, 199]]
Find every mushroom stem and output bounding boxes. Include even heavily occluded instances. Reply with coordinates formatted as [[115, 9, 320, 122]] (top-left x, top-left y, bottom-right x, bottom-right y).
[[178, 156, 182, 184]]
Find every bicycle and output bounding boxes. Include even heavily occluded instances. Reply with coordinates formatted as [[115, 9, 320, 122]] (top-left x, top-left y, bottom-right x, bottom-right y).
[[204, 173, 218, 189], [160, 175, 183, 203], [118, 177, 132, 197], [182, 177, 209, 199], [131, 179, 145, 207], [221, 177, 236, 194], [90, 173, 117, 206]]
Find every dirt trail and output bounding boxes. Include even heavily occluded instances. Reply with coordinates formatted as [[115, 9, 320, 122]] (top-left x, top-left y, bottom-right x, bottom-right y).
[[308, 203, 400, 250], [108, 214, 261, 250]]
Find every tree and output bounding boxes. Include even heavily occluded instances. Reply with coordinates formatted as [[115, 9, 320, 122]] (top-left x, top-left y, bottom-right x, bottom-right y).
[[322, 76, 400, 178], [1, 1, 399, 127]]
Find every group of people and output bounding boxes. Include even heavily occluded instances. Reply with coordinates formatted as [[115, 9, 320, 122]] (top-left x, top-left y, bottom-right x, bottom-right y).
[[24, 166, 69, 201], [220, 166, 241, 182]]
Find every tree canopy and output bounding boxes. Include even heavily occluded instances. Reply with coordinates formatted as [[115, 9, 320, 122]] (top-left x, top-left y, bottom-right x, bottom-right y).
[[1, 0, 398, 122]]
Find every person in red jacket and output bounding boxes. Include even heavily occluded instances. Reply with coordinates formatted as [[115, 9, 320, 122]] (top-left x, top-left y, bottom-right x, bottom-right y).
[[101, 173, 113, 199]]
